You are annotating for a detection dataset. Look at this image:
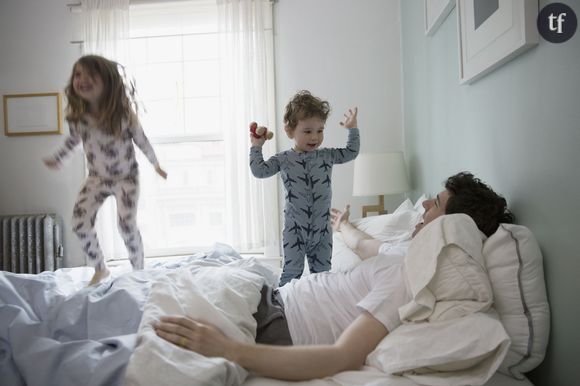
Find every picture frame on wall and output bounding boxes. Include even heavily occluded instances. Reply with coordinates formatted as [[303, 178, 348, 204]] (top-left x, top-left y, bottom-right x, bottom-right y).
[[425, 0, 456, 36], [457, 0, 538, 84], [3, 93, 62, 136]]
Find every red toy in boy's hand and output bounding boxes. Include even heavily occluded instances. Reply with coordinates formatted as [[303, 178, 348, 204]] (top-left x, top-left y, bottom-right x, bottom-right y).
[[250, 121, 274, 140]]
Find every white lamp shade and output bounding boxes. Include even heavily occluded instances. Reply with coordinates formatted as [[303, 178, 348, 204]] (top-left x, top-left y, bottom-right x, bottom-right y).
[[353, 152, 410, 196]]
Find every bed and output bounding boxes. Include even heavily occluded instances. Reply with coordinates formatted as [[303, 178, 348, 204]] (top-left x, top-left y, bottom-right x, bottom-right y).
[[0, 198, 549, 386]]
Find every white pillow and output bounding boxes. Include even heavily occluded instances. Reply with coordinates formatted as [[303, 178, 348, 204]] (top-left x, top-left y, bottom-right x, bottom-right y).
[[331, 198, 423, 272], [414, 193, 427, 213], [367, 214, 510, 385], [482, 223, 550, 379], [365, 218, 549, 383], [367, 312, 510, 386]]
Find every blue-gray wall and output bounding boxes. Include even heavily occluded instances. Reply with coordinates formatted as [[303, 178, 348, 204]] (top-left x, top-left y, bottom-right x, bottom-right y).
[[400, 1, 580, 385]]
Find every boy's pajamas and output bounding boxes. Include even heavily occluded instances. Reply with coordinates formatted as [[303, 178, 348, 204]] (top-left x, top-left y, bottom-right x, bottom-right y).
[[250, 128, 359, 285]]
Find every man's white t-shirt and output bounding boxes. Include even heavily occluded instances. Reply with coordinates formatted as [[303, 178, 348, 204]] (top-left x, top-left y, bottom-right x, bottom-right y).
[[277, 241, 411, 345]]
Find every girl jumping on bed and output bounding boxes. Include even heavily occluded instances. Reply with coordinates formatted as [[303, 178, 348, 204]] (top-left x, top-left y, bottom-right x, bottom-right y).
[[250, 90, 359, 286], [43, 55, 167, 285]]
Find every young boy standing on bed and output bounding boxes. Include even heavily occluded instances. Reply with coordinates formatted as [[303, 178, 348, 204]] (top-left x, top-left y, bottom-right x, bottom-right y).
[[43, 55, 167, 286], [249, 90, 359, 286]]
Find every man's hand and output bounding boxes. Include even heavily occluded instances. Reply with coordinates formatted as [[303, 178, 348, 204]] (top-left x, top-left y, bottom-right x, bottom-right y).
[[331, 205, 383, 260], [339, 107, 358, 129], [330, 205, 351, 232], [154, 316, 236, 359]]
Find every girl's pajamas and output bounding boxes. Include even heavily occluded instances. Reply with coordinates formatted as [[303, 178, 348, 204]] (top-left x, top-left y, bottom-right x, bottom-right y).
[[47, 117, 160, 270]]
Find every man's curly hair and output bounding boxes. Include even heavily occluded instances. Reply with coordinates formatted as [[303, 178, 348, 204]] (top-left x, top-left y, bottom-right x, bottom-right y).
[[444, 172, 515, 237], [283, 90, 331, 130]]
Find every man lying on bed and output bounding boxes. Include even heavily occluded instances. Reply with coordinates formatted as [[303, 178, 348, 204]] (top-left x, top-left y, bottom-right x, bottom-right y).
[[154, 171, 514, 381]]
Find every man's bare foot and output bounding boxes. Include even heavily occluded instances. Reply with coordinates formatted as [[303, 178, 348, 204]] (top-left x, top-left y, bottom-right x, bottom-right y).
[[88, 267, 111, 286]]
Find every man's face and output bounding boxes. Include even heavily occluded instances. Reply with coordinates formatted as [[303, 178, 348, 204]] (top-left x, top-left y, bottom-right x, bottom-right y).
[[412, 189, 451, 237]]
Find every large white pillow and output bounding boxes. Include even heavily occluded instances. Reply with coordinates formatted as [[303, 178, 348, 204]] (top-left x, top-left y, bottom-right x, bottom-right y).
[[482, 223, 550, 379], [331, 198, 423, 272], [367, 214, 510, 386], [367, 311, 510, 386], [364, 218, 549, 383]]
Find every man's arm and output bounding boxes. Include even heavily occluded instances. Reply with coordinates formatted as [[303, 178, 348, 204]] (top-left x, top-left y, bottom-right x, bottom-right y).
[[155, 311, 388, 381], [330, 206, 383, 260]]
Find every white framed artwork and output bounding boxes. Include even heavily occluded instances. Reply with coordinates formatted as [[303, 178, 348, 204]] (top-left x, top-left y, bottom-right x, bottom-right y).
[[3, 93, 62, 136], [425, 0, 456, 36], [457, 0, 538, 84]]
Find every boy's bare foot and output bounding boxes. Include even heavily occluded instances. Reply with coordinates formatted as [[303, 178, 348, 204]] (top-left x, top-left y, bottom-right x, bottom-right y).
[[88, 267, 111, 286]]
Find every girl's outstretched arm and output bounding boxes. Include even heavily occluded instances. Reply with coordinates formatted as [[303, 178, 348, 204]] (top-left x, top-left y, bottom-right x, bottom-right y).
[[130, 122, 160, 169], [155, 165, 168, 179], [43, 122, 82, 169]]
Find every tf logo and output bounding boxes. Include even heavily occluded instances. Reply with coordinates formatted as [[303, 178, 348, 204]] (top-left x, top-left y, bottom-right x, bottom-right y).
[[537, 2, 577, 43]]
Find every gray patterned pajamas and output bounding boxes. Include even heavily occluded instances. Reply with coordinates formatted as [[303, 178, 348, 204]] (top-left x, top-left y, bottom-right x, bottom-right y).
[[47, 118, 160, 271], [250, 128, 360, 286]]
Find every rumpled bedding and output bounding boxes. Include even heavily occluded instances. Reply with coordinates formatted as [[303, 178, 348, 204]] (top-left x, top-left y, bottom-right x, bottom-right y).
[[1, 218, 513, 386], [0, 243, 276, 386], [399, 212, 493, 322], [124, 248, 277, 386]]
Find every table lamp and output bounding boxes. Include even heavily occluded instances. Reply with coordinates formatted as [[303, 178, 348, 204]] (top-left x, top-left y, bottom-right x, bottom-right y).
[[352, 151, 410, 217]]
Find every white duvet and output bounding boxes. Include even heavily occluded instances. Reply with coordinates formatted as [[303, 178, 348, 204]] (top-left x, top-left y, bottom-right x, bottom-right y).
[[126, 215, 510, 386], [124, 252, 277, 386], [1, 231, 518, 386]]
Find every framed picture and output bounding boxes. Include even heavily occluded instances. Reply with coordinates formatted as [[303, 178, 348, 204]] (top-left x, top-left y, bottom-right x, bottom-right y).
[[3, 93, 62, 136], [425, 0, 456, 36], [457, 0, 538, 84]]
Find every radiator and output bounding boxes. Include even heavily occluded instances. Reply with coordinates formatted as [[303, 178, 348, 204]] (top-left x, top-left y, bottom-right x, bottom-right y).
[[0, 214, 64, 273]]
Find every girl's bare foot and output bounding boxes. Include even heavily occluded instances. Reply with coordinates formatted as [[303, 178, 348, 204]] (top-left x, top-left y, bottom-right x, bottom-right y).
[[88, 267, 110, 286]]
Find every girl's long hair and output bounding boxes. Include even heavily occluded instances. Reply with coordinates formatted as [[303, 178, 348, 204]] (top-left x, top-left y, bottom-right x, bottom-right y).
[[65, 55, 139, 136]]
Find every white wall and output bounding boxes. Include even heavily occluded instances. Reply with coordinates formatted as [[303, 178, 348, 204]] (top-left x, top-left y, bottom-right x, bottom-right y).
[[0, 0, 405, 266], [273, 0, 405, 217], [0, 0, 85, 267]]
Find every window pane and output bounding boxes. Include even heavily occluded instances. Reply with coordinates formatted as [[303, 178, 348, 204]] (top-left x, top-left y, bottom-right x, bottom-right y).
[[146, 36, 182, 63], [130, 0, 218, 38], [184, 96, 220, 135], [131, 60, 185, 138], [129, 39, 148, 64], [183, 34, 218, 61], [140, 99, 184, 138], [184, 60, 219, 97], [131, 62, 182, 100], [136, 141, 226, 255]]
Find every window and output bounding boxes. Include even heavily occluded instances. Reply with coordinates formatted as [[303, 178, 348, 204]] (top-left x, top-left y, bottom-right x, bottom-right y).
[[129, 1, 226, 256], [77, 0, 279, 260]]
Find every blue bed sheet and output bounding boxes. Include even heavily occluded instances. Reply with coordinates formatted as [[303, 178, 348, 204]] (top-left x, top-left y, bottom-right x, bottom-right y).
[[0, 244, 253, 386]]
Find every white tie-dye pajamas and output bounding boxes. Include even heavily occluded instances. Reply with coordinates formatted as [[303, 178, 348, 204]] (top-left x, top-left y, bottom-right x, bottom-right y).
[[47, 117, 160, 270]]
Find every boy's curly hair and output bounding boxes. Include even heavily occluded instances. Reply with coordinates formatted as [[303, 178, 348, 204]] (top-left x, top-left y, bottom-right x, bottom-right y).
[[283, 90, 331, 129], [65, 55, 138, 137], [444, 172, 515, 237]]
